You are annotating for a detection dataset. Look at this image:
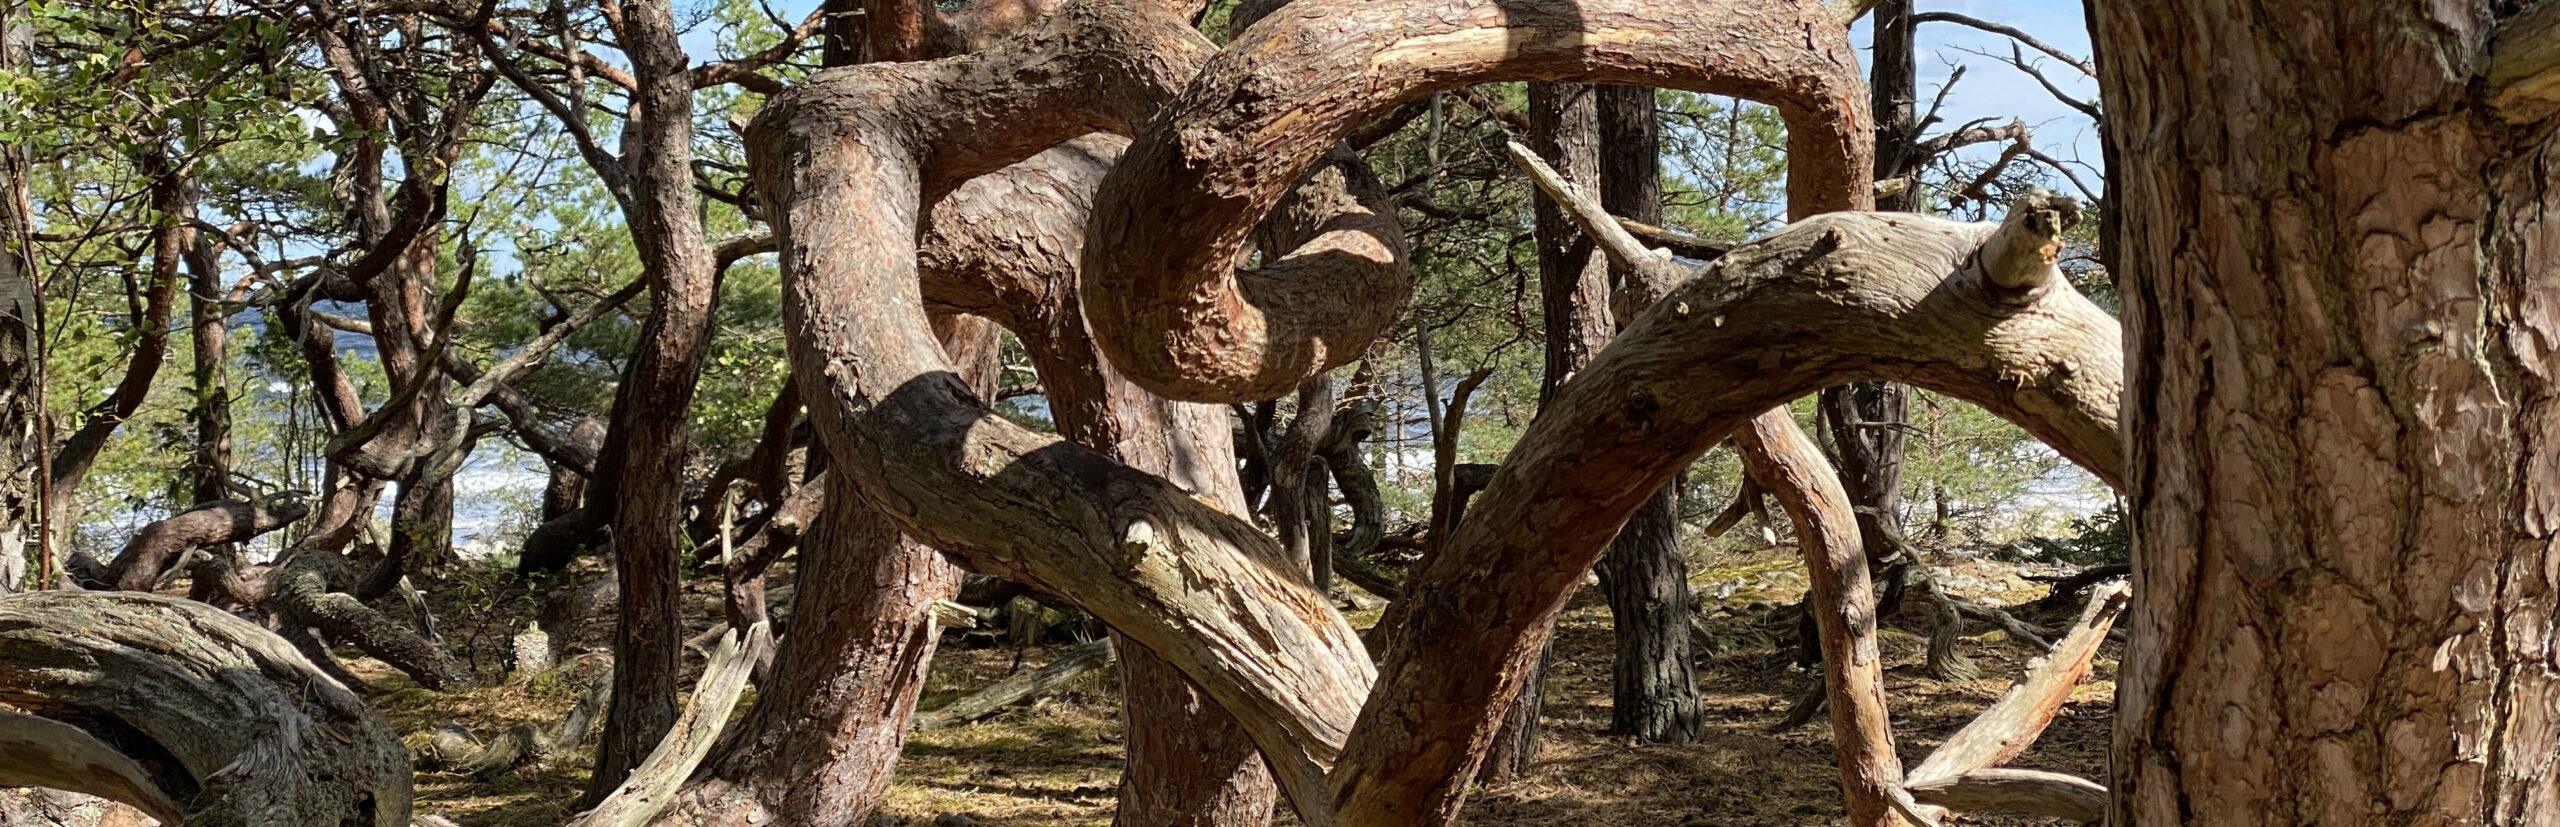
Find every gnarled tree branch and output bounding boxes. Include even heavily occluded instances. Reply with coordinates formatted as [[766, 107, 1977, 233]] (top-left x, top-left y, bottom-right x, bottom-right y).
[[1079, 0, 1870, 403], [0, 592, 413, 825]]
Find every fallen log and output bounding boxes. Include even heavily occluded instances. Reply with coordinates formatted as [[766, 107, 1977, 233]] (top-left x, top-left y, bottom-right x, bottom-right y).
[[1908, 582, 2129, 784], [573, 623, 772, 827], [1906, 768, 2105, 823], [914, 638, 1118, 730], [1899, 582, 2128, 824], [0, 591, 414, 825]]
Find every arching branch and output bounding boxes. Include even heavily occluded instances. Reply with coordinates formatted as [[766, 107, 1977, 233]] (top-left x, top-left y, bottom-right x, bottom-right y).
[[750, 5, 1364, 812], [751, 0, 1901, 822], [1339, 194, 2123, 823], [1081, 0, 1871, 402]]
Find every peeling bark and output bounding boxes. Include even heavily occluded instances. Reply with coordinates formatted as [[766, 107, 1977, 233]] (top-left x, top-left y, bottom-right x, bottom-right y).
[[2095, 2, 2560, 821]]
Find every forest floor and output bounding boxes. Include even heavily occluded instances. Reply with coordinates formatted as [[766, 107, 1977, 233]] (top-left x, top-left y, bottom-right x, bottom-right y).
[[365, 546, 2119, 827]]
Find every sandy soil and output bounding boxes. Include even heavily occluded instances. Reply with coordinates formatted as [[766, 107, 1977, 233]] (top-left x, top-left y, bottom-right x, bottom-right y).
[[375, 549, 2117, 826]]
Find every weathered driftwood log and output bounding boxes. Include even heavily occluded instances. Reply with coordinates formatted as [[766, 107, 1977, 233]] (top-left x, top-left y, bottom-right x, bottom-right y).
[[0, 789, 159, 827], [1905, 768, 2105, 823], [0, 591, 413, 826], [914, 638, 1119, 730], [1898, 582, 2127, 823], [0, 711, 184, 824], [573, 623, 771, 827], [99, 495, 310, 591], [426, 656, 614, 778]]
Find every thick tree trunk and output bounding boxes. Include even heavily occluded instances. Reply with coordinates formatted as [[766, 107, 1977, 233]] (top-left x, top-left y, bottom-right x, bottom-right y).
[[1488, 79, 1615, 784], [660, 319, 991, 825], [1592, 81, 1703, 745], [2094, 1, 2560, 822], [585, 0, 726, 799], [541, 459, 586, 521]]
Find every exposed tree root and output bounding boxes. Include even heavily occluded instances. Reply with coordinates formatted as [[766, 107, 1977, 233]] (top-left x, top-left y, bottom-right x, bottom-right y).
[[424, 656, 615, 778], [273, 549, 473, 690]]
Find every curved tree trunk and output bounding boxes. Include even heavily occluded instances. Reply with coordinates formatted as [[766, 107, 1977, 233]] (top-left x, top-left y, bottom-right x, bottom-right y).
[[2095, 1, 2560, 822], [45, 158, 186, 553], [98, 497, 309, 591], [1737, 416, 1903, 827], [747, 4, 2118, 824], [0, 591, 413, 826], [916, 138, 1284, 827]]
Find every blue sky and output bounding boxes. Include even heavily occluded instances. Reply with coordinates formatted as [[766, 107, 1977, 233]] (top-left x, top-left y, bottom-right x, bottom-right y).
[[1855, 1, 2102, 192]]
